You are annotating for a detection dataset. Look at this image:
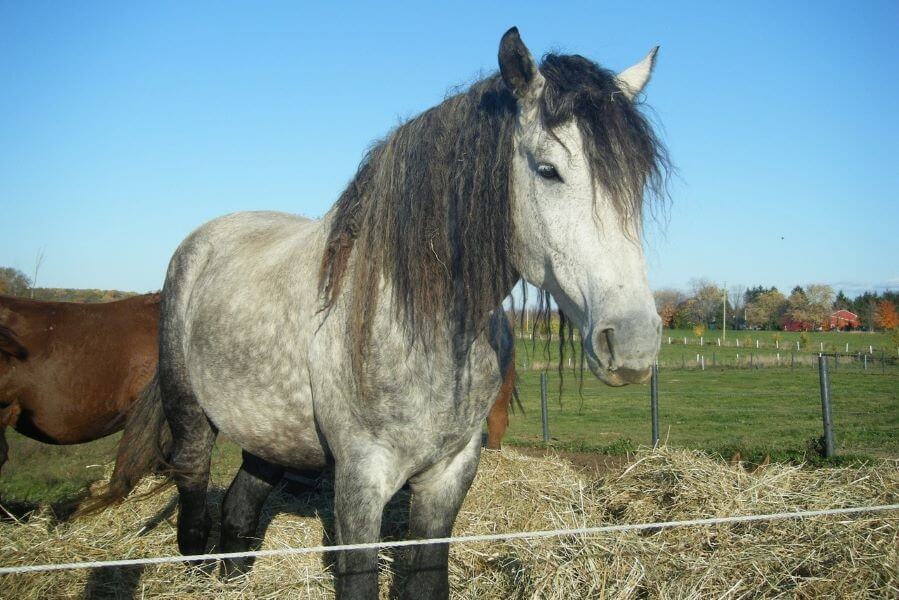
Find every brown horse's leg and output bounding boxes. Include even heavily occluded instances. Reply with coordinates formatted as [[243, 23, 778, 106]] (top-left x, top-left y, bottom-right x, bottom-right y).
[[0, 402, 21, 475], [486, 365, 513, 450]]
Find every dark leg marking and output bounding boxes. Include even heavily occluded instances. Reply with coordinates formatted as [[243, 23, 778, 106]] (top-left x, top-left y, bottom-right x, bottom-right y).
[[333, 459, 399, 599], [400, 435, 481, 600], [160, 364, 217, 566], [220, 450, 284, 579]]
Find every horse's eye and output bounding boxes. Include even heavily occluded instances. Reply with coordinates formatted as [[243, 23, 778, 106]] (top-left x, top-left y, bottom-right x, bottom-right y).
[[536, 163, 561, 181]]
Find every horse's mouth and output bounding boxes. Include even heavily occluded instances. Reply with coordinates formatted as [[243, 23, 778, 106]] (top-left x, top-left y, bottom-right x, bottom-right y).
[[585, 348, 652, 386]]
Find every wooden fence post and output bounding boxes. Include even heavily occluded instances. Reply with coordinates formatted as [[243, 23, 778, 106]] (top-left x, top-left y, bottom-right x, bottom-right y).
[[650, 363, 659, 447], [540, 372, 549, 444], [818, 355, 835, 458]]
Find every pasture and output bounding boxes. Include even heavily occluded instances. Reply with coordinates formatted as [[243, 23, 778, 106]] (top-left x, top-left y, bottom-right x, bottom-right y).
[[508, 360, 899, 461], [2, 331, 896, 509]]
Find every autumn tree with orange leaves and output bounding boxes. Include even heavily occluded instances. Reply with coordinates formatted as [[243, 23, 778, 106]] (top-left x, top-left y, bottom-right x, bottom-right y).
[[874, 300, 899, 330]]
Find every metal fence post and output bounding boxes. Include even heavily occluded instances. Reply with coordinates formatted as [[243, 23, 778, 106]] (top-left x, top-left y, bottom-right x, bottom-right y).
[[818, 355, 835, 458], [650, 363, 660, 447], [540, 372, 549, 444]]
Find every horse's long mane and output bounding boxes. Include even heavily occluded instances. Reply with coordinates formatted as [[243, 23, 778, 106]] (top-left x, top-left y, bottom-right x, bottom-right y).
[[320, 53, 669, 369]]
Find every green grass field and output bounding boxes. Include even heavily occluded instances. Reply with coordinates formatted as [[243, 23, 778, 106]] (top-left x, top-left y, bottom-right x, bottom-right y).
[[516, 328, 898, 369], [2, 330, 896, 508], [504, 367, 898, 460]]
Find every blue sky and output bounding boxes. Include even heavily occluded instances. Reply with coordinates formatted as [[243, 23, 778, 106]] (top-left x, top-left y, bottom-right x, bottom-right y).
[[1, 1, 897, 298]]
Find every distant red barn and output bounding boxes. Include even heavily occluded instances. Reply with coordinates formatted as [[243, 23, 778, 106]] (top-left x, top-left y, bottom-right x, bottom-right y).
[[782, 318, 812, 332], [829, 310, 859, 330]]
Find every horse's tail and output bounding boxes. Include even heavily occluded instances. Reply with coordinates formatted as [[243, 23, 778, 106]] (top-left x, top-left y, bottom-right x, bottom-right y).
[[76, 372, 172, 516]]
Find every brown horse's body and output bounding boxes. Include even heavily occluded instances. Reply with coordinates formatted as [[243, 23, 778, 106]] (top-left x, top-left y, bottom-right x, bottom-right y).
[[486, 362, 515, 450], [0, 294, 160, 472]]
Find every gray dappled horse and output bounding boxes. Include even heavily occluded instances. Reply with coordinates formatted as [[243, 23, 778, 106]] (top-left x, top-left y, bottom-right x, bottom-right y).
[[127, 28, 666, 599]]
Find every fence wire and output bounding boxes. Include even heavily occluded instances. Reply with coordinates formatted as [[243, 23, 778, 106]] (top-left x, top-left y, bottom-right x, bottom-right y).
[[1, 504, 897, 576]]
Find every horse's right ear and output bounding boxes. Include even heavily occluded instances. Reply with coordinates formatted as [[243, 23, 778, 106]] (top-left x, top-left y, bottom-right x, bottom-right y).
[[498, 27, 544, 103]]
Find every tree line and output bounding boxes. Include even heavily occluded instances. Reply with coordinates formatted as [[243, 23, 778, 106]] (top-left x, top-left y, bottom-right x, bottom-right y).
[[654, 279, 898, 333], [4, 264, 897, 334], [0, 267, 138, 303]]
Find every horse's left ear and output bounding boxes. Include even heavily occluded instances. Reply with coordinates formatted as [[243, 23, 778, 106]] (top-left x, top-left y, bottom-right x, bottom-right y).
[[615, 46, 659, 101], [498, 27, 545, 105]]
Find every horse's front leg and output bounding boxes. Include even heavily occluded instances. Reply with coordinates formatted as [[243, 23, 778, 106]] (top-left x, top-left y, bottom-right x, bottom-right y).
[[400, 430, 481, 600], [333, 453, 402, 599]]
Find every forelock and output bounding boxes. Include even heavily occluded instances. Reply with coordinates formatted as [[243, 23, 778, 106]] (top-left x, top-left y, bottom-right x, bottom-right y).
[[538, 53, 670, 225]]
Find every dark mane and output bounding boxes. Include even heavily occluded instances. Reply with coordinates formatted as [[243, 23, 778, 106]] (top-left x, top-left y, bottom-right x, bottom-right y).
[[320, 53, 669, 368]]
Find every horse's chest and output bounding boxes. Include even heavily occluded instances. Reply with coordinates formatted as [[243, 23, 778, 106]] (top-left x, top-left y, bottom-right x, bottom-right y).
[[348, 343, 503, 459]]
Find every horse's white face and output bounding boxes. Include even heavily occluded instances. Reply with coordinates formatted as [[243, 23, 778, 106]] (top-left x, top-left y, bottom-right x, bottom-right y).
[[500, 29, 662, 385]]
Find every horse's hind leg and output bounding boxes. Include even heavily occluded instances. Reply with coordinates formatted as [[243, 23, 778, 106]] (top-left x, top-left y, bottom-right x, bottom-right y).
[[220, 450, 284, 579], [160, 367, 217, 560], [400, 430, 481, 600]]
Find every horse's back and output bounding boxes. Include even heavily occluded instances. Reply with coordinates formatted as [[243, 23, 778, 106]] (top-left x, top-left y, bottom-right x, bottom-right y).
[[0, 294, 160, 444]]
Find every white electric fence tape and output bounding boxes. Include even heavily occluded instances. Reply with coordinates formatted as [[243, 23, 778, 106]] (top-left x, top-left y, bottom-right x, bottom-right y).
[[1, 503, 897, 576]]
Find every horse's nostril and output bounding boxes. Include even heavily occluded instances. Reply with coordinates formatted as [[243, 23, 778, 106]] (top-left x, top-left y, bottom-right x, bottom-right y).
[[601, 328, 617, 370]]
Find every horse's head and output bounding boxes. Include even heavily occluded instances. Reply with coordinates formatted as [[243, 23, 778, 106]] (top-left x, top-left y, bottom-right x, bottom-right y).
[[500, 28, 664, 386]]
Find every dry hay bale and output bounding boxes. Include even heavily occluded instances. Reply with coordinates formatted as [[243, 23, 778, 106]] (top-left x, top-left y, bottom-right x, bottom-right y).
[[1, 448, 896, 599]]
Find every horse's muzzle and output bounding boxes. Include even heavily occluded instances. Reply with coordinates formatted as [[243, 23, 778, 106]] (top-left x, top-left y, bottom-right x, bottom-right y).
[[584, 317, 660, 386]]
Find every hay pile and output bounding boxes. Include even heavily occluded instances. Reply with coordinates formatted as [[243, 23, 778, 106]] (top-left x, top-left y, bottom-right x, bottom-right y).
[[1, 447, 896, 599]]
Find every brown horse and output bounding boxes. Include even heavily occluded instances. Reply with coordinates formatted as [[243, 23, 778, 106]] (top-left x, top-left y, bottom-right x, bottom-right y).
[[0, 294, 160, 474], [486, 362, 516, 450]]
